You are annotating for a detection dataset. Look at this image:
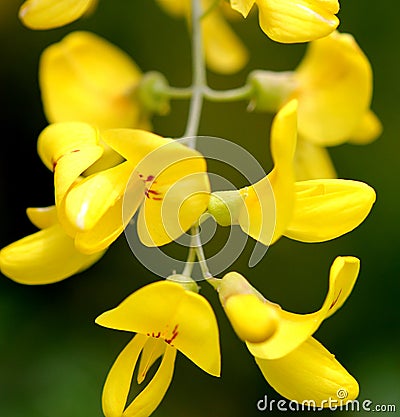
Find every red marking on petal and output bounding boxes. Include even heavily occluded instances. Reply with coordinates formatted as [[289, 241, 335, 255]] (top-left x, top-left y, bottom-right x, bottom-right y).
[[329, 289, 343, 310]]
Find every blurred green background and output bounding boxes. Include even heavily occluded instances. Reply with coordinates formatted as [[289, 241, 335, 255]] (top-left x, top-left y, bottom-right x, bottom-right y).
[[1, 1, 399, 416]]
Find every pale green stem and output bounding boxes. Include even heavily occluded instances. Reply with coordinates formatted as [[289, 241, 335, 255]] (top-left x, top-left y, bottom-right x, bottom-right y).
[[204, 84, 254, 102], [183, 0, 207, 145], [181, 245, 196, 277]]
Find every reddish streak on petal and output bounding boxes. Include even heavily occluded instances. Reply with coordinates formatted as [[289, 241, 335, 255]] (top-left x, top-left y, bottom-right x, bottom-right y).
[[329, 289, 343, 310]]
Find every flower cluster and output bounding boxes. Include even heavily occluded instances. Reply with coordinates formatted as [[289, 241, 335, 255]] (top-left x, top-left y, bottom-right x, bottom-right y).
[[2, 0, 381, 416]]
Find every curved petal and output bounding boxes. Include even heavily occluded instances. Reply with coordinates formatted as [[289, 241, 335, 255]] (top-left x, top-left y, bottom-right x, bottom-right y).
[[54, 145, 104, 206], [247, 256, 360, 359], [239, 99, 297, 245], [96, 281, 221, 376], [285, 179, 376, 242], [295, 31, 372, 145], [64, 161, 135, 231], [255, 337, 359, 406], [348, 110, 383, 145], [256, 0, 339, 43], [26, 206, 58, 229], [19, 0, 95, 29], [0, 224, 105, 284], [202, 2, 248, 74], [137, 338, 166, 384], [102, 334, 147, 417], [37, 121, 101, 171], [294, 139, 337, 181], [40, 31, 144, 129], [74, 187, 142, 254], [230, 0, 255, 17], [123, 345, 177, 417]]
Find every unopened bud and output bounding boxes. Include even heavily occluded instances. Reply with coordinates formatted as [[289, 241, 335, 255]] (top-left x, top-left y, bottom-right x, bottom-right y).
[[247, 70, 297, 113], [225, 294, 278, 343], [136, 71, 170, 115], [207, 190, 245, 227]]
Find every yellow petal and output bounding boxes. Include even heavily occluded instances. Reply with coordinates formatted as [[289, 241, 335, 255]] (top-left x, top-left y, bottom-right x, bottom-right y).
[[102, 334, 147, 417], [0, 224, 104, 284], [255, 337, 359, 406], [101, 129, 172, 168], [74, 188, 142, 254], [96, 281, 221, 376], [155, 0, 188, 17], [19, 0, 95, 29], [40, 31, 144, 129], [64, 161, 135, 231], [202, 1, 249, 74], [256, 0, 339, 43], [26, 206, 58, 229], [137, 338, 166, 384], [247, 256, 360, 360], [123, 345, 177, 417], [230, 0, 255, 17], [285, 179, 376, 242], [239, 99, 297, 245], [348, 110, 383, 145], [37, 122, 101, 171], [137, 164, 210, 247], [295, 31, 372, 145], [294, 139, 337, 181]]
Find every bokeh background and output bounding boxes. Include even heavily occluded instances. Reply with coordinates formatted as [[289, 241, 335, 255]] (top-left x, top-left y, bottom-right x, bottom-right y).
[[1, 1, 399, 416]]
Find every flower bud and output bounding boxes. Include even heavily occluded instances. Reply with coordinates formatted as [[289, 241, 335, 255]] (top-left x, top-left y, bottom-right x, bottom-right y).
[[247, 70, 297, 113], [136, 71, 170, 115], [218, 272, 279, 343], [207, 190, 245, 227]]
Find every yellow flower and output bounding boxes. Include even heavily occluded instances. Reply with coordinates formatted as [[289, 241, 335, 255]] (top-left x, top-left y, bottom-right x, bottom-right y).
[[294, 31, 380, 147], [19, 0, 98, 30], [210, 100, 376, 246], [96, 280, 220, 417], [230, 0, 339, 43], [40, 31, 150, 131], [248, 31, 382, 180], [37, 122, 210, 254], [218, 256, 360, 406], [0, 206, 105, 284], [156, 0, 248, 74]]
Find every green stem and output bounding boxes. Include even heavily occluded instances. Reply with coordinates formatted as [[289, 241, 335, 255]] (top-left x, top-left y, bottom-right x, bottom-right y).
[[204, 84, 254, 102], [191, 226, 213, 280], [181, 245, 196, 277], [183, 0, 207, 145]]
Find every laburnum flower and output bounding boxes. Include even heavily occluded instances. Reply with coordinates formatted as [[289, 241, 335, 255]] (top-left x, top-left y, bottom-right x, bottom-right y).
[[217, 256, 360, 406], [208, 100, 376, 246], [40, 31, 150, 132], [156, 0, 248, 74], [229, 0, 339, 43], [19, 0, 98, 29], [249, 31, 382, 180], [0, 206, 105, 284], [37, 122, 210, 255], [95, 280, 220, 417]]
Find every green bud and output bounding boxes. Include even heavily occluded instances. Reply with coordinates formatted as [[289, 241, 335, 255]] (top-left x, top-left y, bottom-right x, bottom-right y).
[[247, 70, 297, 113], [207, 190, 245, 227], [135, 71, 170, 115]]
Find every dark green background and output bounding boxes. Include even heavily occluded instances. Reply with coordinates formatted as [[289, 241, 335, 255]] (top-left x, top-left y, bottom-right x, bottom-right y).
[[1, 1, 399, 416]]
